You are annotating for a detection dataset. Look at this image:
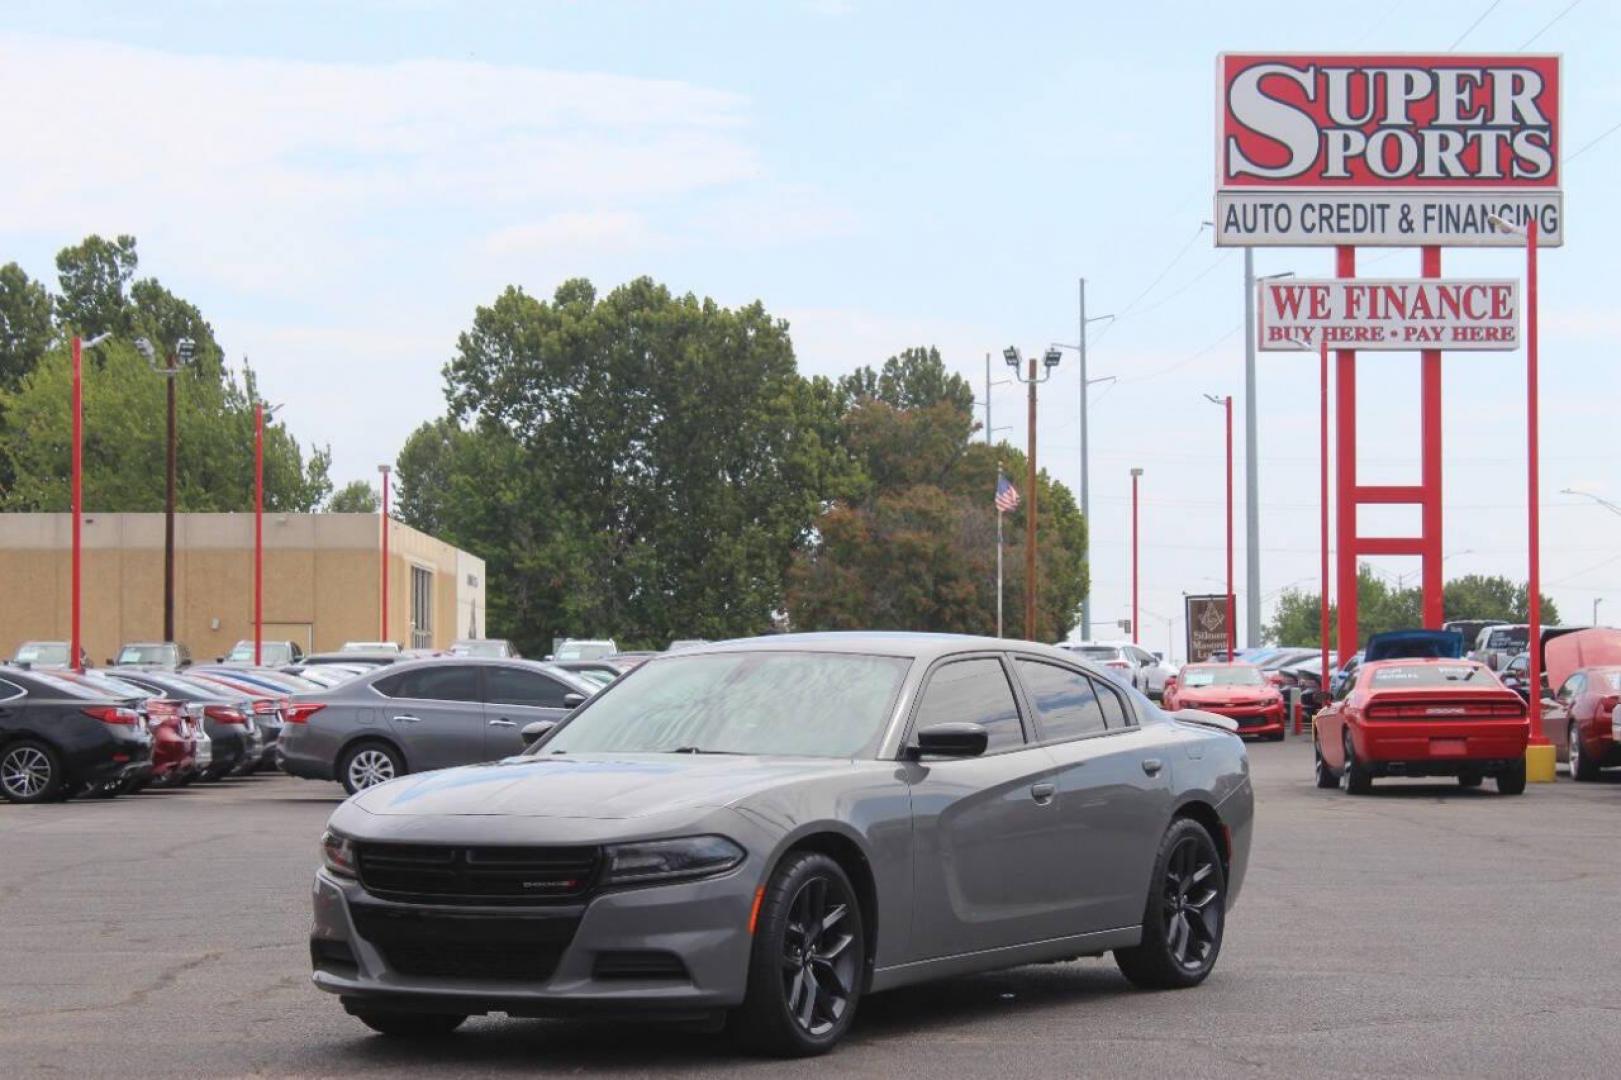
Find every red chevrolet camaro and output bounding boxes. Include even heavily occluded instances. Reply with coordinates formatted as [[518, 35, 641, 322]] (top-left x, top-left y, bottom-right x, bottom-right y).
[[1312, 658, 1529, 795], [1162, 663, 1285, 740]]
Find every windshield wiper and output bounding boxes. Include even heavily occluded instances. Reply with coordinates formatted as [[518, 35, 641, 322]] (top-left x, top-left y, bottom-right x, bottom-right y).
[[666, 746, 743, 755]]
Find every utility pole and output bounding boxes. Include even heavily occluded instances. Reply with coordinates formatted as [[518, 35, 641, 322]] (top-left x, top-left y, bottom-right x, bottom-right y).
[[1005, 347, 1062, 641], [1079, 278, 1091, 640], [1130, 468, 1143, 645], [164, 347, 177, 641], [985, 352, 992, 446]]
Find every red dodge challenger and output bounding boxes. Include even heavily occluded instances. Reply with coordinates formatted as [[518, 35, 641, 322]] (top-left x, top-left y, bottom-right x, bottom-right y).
[[1312, 658, 1529, 795], [1162, 663, 1286, 740]]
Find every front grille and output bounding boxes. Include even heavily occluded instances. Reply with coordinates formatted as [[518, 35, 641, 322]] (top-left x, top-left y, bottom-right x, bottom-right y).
[[351, 904, 578, 982], [354, 842, 600, 905]]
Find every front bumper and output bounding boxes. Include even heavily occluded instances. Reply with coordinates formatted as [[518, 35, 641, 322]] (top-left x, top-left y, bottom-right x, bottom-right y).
[[309, 866, 756, 1016], [1197, 704, 1285, 736]]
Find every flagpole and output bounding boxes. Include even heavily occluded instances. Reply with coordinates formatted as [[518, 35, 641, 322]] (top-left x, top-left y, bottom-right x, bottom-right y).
[[997, 508, 1005, 638]]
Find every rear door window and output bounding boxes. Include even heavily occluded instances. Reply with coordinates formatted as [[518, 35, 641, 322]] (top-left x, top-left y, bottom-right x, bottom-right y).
[[914, 658, 1026, 753], [486, 666, 572, 708], [1013, 659, 1110, 741]]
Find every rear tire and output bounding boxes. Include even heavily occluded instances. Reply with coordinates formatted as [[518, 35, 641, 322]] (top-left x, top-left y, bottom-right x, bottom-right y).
[[1313, 733, 1337, 789], [733, 851, 865, 1058], [352, 1010, 465, 1038], [1496, 757, 1527, 795], [0, 740, 64, 804], [1115, 818, 1226, 990], [1341, 731, 1372, 795], [340, 741, 405, 795], [1570, 722, 1599, 782]]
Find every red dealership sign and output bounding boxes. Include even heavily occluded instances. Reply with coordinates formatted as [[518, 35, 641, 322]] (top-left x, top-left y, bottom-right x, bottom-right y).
[[1216, 54, 1562, 246], [1257, 278, 1520, 351]]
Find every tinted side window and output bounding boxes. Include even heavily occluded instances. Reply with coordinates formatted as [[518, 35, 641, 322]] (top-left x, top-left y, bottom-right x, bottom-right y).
[[374, 665, 481, 703], [1095, 679, 1130, 728], [0, 678, 25, 702], [487, 666, 570, 708], [915, 658, 1025, 752], [1014, 659, 1108, 741]]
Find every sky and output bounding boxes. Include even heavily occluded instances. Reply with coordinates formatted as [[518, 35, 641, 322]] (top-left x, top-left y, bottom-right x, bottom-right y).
[[2, 0, 1618, 656]]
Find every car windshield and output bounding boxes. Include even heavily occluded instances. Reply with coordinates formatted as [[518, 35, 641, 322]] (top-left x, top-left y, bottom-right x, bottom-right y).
[[1369, 663, 1490, 687], [556, 642, 613, 660], [575, 669, 616, 687], [15, 643, 68, 665], [451, 641, 507, 657], [1073, 646, 1121, 660], [539, 651, 911, 758], [1181, 665, 1265, 687], [117, 644, 174, 664], [1485, 628, 1529, 649]]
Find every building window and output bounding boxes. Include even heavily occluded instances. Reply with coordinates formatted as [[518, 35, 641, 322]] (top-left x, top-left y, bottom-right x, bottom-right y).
[[410, 565, 433, 649]]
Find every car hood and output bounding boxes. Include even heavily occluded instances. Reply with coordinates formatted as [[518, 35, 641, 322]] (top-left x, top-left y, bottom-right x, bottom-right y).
[[1177, 686, 1276, 703], [348, 753, 857, 820], [1546, 628, 1621, 693]]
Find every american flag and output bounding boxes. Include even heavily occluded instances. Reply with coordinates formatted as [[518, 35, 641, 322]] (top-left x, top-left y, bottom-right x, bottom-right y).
[[995, 472, 1020, 513]]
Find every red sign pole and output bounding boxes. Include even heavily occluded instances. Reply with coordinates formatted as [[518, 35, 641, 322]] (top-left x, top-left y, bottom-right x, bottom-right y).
[[1224, 395, 1234, 661], [1334, 246, 1358, 667], [70, 335, 84, 672], [379, 465, 391, 642], [254, 404, 265, 667], [1314, 335, 1330, 734], [1526, 217, 1545, 744], [1420, 246, 1445, 628]]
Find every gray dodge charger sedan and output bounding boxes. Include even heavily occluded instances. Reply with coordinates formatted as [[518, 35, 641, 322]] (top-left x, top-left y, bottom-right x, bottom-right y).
[[310, 633, 1253, 1056]]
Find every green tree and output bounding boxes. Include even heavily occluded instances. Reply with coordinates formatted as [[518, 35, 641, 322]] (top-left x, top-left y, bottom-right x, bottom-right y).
[[0, 341, 329, 512], [54, 234, 139, 337], [423, 277, 846, 653], [1265, 566, 1558, 647], [327, 479, 380, 513], [0, 262, 55, 390], [1444, 573, 1558, 624]]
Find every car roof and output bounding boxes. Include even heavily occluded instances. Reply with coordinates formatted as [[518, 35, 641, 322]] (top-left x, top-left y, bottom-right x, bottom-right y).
[[687, 631, 1090, 664]]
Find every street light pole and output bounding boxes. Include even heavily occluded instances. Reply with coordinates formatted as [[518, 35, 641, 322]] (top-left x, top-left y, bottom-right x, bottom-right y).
[[254, 404, 265, 666], [378, 464, 392, 642], [1243, 267, 1294, 648], [1205, 393, 1235, 660], [1130, 468, 1143, 645], [1005, 347, 1062, 641], [69, 331, 113, 672], [1074, 280, 1114, 641]]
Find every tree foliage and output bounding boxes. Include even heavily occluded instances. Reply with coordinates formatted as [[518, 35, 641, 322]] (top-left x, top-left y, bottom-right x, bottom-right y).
[[1265, 567, 1559, 648], [0, 235, 329, 512], [327, 479, 380, 513], [787, 346, 1088, 641]]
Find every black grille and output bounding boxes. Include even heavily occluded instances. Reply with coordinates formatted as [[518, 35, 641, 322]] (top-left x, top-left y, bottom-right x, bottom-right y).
[[354, 842, 600, 905], [593, 950, 690, 981], [351, 904, 579, 982]]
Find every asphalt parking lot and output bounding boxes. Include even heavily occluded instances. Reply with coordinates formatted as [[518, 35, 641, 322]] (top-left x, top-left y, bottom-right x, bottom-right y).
[[3, 740, 1620, 1080]]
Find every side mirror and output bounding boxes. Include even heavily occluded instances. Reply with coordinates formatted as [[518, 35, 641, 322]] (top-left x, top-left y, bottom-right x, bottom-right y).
[[520, 720, 558, 748], [562, 692, 586, 708], [911, 722, 988, 758]]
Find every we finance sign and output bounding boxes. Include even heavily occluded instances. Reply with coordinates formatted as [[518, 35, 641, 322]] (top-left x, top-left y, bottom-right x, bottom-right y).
[[1257, 278, 1520, 351], [1215, 54, 1562, 247]]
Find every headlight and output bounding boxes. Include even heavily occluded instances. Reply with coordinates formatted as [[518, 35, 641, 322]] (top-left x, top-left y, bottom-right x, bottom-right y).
[[321, 830, 357, 878], [601, 835, 745, 886]]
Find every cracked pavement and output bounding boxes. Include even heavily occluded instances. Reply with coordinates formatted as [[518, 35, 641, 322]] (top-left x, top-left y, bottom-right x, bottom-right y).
[[2, 741, 1620, 1078]]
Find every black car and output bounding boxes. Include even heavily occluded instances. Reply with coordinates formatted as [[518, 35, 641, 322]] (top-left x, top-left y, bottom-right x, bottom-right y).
[[109, 670, 258, 781], [0, 667, 154, 803]]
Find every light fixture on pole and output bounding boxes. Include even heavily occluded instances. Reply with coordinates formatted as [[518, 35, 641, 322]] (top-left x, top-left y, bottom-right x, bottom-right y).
[[1204, 393, 1235, 661], [69, 331, 114, 672], [1488, 211, 1551, 770], [1130, 468, 1143, 646], [378, 464, 393, 642], [253, 402, 283, 666], [1005, 347, 1063, 641]]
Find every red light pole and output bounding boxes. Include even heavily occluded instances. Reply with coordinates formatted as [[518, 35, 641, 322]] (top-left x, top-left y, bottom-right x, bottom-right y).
[[1205, 393, 1235, 660], [378, 464, 392, 642], [253, 403, 278, 666], [1130, 467, 1143, 645], [69, 332, 111, 672], [1318, 336, 1331, 721]]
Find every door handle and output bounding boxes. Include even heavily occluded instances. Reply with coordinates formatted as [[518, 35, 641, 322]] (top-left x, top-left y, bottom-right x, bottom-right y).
[[392, 715, 422, 724], [488, 718, 516, 727], [1030, 782, 1057, 804], [1142, 757, 1164, 776]]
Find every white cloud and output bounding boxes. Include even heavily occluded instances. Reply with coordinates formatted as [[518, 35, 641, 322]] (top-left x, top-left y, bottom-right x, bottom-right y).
[[483, 211, 650, 257]]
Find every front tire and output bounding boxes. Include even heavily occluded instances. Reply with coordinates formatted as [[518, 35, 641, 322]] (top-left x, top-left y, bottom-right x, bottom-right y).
[[352, 1009, 465, 1038], [340, 741, 405, 795], [1115, 818, 1226, 990], [733, 852, 865, 1058], [1570, 722, 1599, 781], [0, 740, 64, 804]]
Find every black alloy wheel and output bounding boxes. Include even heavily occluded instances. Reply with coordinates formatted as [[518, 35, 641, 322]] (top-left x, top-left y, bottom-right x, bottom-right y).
[[1342, 731, 1372, 794], [735, 851, 865, 1057], [1116, 817, 1226, 989], [0, 740, 63, 804]]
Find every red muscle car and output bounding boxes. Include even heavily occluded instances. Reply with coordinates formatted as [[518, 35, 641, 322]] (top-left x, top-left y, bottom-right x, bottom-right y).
[[1541, 628, 1621, 781], [1312, 658, 1528, 795], [1162, 663, 1286, 740]]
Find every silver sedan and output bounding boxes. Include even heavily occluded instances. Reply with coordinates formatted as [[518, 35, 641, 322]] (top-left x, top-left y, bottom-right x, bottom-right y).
[[309, 633, 1253, 1056]]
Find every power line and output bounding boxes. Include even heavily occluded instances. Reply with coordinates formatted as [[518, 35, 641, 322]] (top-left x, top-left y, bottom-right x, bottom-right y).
[[1567, 116, 1621, 163], [1448, 0, 1503, 49], [1520, 0, 1583, 48]]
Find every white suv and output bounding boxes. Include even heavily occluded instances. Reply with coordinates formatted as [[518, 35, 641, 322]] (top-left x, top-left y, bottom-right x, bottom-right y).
[[1057, 640, 1175, 700]]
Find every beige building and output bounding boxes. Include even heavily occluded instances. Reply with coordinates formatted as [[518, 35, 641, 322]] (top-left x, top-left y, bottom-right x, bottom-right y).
[[0, 513, 486, 663]]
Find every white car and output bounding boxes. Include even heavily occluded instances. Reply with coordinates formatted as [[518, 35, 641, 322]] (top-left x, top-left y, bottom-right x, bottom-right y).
[[552, 638, 618, 661], [1057, 640, 1176, 700]]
